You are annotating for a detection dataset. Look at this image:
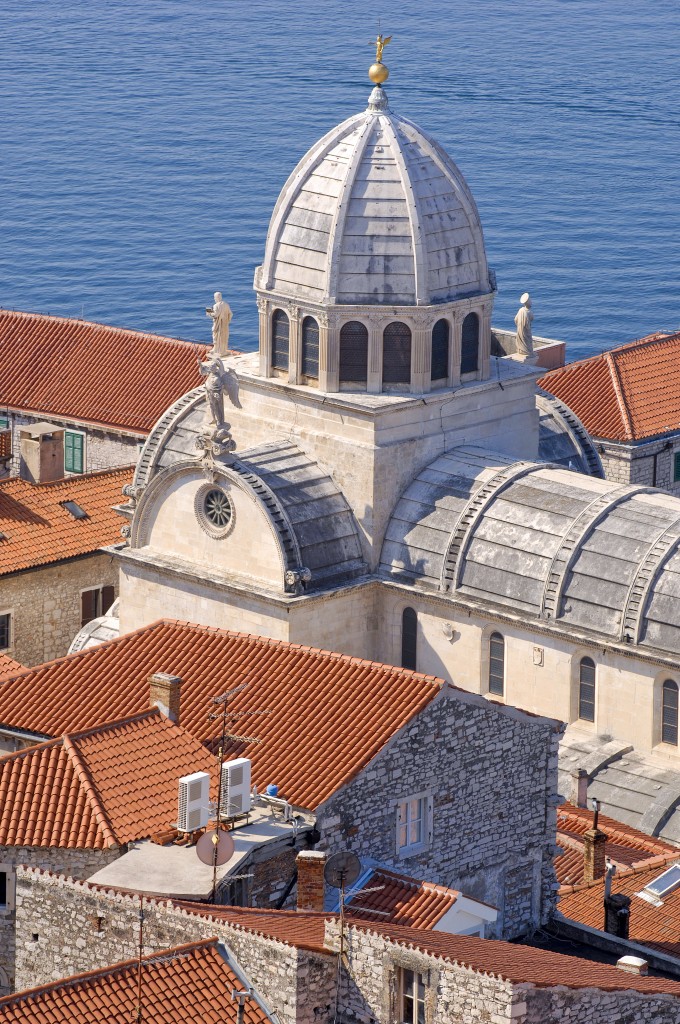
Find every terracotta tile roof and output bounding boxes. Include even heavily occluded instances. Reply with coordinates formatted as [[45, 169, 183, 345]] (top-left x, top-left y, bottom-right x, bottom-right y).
[[0, 938, 273, 1024], [0, 620, 441, 810], [0, 653, 23, 681], [0, 709, 216, 848], [0, 466, 132, 576], [0, 310, 204, 434], [558, 854, 680, 961], [350, 919, 680, 995], [540, 331, 680, 442], [346, 868, 459, 928], [175, 902, 333, 954], [556, 803, 677, 888]]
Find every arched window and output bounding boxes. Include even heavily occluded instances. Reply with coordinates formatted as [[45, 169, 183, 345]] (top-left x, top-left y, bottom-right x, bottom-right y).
[[383, 322, 412, 384], [460, 312, 480, 375], [301, 316, 319, 379], [339, 321, 368, 385], [431, 319, 449, 381], [663, 679, 679, 745], [579, 657, 596, 722], [488, 632, 505, 696], [271, 309, 289, 371], [401, 607, 417, 671]]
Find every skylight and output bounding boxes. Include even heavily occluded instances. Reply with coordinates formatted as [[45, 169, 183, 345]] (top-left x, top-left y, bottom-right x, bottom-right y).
[[61, 500, 88, 520], [643, 863, 680, 900]]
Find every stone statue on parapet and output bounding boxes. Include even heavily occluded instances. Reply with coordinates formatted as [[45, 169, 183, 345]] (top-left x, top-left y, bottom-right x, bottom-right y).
[[206, 291, 232, 356], [198, 355, 240, 430], [514, 292, 535, 358]]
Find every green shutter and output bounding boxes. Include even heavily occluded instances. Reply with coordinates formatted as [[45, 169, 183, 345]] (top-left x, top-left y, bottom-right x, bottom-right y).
[[674, 451, 680, 483], [65, 432, 84, 474]]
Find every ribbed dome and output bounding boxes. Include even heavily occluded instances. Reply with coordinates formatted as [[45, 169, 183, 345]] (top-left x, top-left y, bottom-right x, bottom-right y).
[[258, 88, 491, 306]]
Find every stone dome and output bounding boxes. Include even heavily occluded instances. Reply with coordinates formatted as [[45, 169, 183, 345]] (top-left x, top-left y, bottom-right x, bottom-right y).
[[257, 87, 492, 307]]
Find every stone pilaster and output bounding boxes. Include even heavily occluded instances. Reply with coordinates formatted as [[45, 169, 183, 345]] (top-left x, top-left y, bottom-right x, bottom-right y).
[[319, 313, 339, 392], [287, 304, 301, 385], [367, 318, 382, 394], [257, 296, 271, 377], [451, 311, 462, 387], [411, 314, 432, 394]]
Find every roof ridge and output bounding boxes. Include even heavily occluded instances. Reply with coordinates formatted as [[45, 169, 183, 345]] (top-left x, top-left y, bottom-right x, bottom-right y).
[[67, 707, 162, 743], [605, 350, 634, 440], [0, 308, 205, 352], [62, 734, 119, 847], [0, 937, 220, 1006]]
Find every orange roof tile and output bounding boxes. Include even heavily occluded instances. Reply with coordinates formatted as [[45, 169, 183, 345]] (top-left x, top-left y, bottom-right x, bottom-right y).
[[556, 803, 677, 888], [559, 855, 680, 961], [541, 331, 680, 442], [0, 620, 442, 811], [175, 902, 333, 954], [0, 709, 216, 848], [346, 868, 459, 928], [350, 919, 680, 995], [0, 310, 204, 434], [0, 939, 273, 1024], [0, 466, 132, 576], [0, 653, 23, 681]]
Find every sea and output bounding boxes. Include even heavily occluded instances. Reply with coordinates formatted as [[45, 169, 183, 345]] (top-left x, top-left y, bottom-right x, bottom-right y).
[[1, 0, 679, 360]]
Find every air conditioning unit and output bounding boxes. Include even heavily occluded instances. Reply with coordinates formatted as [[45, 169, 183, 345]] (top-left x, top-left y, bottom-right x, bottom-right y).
[[220, 758, 252, 818], [177, 771, 211, 833]]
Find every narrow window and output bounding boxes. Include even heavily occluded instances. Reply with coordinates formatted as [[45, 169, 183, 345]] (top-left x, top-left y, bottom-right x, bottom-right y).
[[301, 316, 319, 379], [488, 632, 505, 696], [0, 873, 6, 907], [431, 319, 449, 381], [339, 321, 368, 385], [81, 586, 115, 627], [0, 614, 10, 650], [579, 657, 596, 722], [674, 452, 680, 483], [383, 322, 412, 384], [271, 309, 289, 371], [397, 796, 427, 853], [460, 312, 480, 374], [401, 607, 417, 670], [400, 968, 426, 1024], [64, 431, 84, 474], [663, 680, 679, 745]]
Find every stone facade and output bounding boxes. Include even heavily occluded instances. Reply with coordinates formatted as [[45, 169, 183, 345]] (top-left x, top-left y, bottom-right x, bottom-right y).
[[597, 436, 680, 495], [0, 552, 119, 672], [3, 411, 140, 477], [315, 689, 562, 940]]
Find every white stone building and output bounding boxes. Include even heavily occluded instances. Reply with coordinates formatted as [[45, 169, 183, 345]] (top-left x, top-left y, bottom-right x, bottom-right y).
[[106, 69, 680, 837]]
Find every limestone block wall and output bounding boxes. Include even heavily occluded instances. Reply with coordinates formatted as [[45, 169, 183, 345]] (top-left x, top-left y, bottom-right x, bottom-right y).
[[316, 691, 562, 940], [598, 438, 680, 496], [5, 412, 140, 476], [0, 552, 119, 668]]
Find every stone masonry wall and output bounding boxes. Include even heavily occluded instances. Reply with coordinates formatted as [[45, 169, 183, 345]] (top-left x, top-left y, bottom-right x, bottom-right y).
[[0, 552, 119, 667], [523, 981, 680, 1023], [316, 690, 562, 940], [598, 438, 680, 496], [6, 411, 140, 477], [15, 869, 336, 1024], [0, 847, 119, 992]]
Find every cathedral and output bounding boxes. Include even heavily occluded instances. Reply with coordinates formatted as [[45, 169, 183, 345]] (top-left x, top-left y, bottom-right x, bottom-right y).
[[103, 57, 680, 832]]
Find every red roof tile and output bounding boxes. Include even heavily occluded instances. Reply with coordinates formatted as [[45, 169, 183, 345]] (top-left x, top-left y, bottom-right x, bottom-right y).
[[350, 919, 680, 995], [556, 803, 677, 888], [0, 620, 442, 810], [0, 939, 273, 1024], [0, 466, 132, 576], [0, 310, 204, 434], [559, 854, 680, 961], [541, 331, 680, 442], [0, 709, 216, 848], [0, 653, 23, 681], [346, 868, 459, 929], [175, 902, 333, 954]]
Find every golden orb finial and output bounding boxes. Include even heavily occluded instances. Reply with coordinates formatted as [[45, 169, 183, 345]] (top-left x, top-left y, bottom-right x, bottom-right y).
[[369, 32, 391, 85]]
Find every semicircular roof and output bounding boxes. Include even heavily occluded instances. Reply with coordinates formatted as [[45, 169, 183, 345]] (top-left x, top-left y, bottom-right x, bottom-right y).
[[257, 87, 491, 306], [380, 447, 680, 656]]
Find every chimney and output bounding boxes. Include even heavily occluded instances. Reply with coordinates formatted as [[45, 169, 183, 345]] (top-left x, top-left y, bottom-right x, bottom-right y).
[[616, 955, 648, 976], [583, 826, 608, 883], [149, 672, 181, 725], [297, 850, 327, 912], [570, 767, 588, 808], [19, 424, 64, 483], [604, 893, 631, 939]]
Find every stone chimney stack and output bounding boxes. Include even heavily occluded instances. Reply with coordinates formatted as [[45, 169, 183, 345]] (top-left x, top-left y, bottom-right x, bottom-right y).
[[605, 893, 631, 939], [583, 826, 608, 883], [570, 767, 588, 808], [297, 850, 327, 912], [149, 672, 181, 725], [19, 424, 64, 484]]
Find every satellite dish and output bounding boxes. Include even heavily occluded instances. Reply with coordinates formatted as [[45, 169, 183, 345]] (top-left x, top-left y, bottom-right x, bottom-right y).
[[324, 850, 361, 890], [196, 828, 235, 867]]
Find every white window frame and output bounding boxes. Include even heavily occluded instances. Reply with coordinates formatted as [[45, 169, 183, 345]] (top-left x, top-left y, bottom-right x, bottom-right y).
[[0, 611, 11, 653], [398, 966, 427, 1024], [396, 792, 432, 858]]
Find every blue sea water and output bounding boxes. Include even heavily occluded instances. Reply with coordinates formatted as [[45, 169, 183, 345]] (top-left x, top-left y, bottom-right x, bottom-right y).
[[1, 0, 678, 359]]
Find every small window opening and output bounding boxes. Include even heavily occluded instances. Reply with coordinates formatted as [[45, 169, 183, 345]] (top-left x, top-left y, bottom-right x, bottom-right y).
[[579, 657, 596, 722], [488, 632, 505, 696], [401, 607, 417, 671], [62, 500, 88, 520], [662, 679, 679, 745]]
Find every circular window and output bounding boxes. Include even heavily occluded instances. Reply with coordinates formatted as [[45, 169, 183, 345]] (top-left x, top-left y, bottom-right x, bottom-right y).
[[195, 485, 235, 538]]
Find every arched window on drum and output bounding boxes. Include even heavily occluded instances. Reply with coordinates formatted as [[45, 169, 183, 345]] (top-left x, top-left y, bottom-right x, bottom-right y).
[[383, 322, 412, 385], [431, 319, 449, 382], [301, 316, 319, 379], [460, 312, 479, 375], [663, 679, 679, 745], [339, 321, 368, 386], [271, 309, 289, 371]]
